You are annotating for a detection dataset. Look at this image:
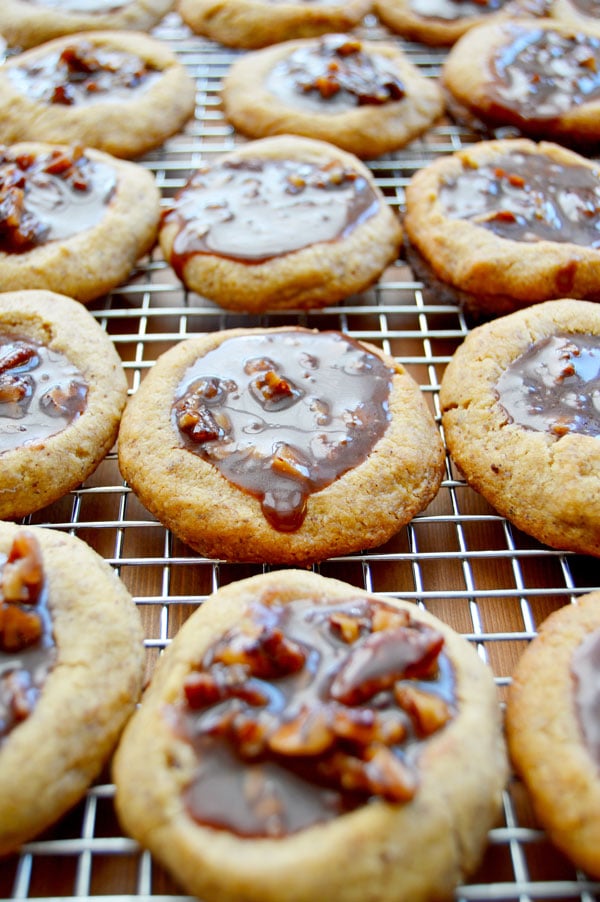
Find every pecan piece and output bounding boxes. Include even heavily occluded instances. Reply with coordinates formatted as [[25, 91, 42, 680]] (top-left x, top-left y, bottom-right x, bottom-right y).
[[212, 625, 306, 679], [394, 684, 453, 737], [2, 530, 44, 605], [0, 602, 43, 652], [268, 706, 334, 756]]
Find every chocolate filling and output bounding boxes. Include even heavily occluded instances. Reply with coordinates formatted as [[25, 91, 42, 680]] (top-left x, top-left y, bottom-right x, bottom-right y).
[[572, 626, 600, 767], [172, 330, 395, 532], [171, 595, 455, 837]]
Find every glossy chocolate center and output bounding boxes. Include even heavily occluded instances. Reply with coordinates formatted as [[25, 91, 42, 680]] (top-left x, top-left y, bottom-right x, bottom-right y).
[[0, 336, 88, 452], [0, 531, 56, 742], [489, 25, 600, 123], [495, 333, 600, 436], [438, 151, 600, 246], [172, 330, 395, 531], [265, 35, 405, 112], [164, 156, 379, 270], [172, 595, 455, 837], [8, 42, 160, 106], [0, 146, 116, 252], [572, 626, 600, 767]]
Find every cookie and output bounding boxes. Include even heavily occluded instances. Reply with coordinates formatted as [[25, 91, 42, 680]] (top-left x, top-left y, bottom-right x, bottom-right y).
[[442, 18, 600, 146], [0, 31, 196, 159], [159, 136, 402, 312], [178, 0, 372, 49], [403, 138, 600, 319], [0, 0, 174, 50], [0, 521, 144, 854], [439, 299, 600, 557], [550, 0, 600, 23], [117, 327, 445, 565], [373, 0, 548, 47], [506, 591, 600, 878], [113, 569, 507, 902], [221, 34, 444, 159], [0, 289, 128, 520], [0, 142, 160, 303]]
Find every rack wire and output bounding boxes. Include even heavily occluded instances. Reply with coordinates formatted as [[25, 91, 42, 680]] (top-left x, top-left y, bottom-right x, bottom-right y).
[[2, 10, 600, 902]]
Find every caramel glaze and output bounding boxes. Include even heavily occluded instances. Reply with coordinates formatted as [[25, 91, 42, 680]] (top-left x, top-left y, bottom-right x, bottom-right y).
[[172, 330, 395, 532], [0, 532, 56, 742], [265, 35, 405, 113], [171, 596, 455, 837], [0, 336, 88, 453], [572, 627, 600, 767], [487, 25, 600, 130], [410, 0, 505, 21], [8, 41, 161, 106], [163, 157, 380, 275], [495, 333, 600, 437], [24, 0, 129, 10], [438, 151, 600, 246]]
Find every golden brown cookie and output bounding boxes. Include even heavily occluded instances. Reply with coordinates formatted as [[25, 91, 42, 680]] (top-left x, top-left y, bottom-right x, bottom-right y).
[[440, 299, 600, 556], [0, 522, 144, 855], [506, 591, 600, 878], [178, 0, 371, 49], [442, 18, 600, 145], [0, 0, 174, 50], [374, 0, 548, 47], [0, 31, 196, 159], [159, 135, 403, 312], [117, 327, 445, 565], [403, 138, 600, 319], [0, 142, 160, 303], [0, 289, 128, 520], [221, 34, 444, 159], [113, 569, 507, 902]]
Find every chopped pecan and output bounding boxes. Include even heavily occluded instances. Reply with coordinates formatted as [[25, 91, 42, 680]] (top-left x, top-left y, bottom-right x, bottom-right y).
[[212, 625, 306, 679], [268, 706, 334, 756], [2, 530, 44, 605], [0, 602, 43, 652], [250, 370, 301, 410], [394, 684, 453, 737]]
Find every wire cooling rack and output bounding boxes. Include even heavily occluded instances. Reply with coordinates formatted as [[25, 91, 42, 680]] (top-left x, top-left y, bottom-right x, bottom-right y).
[[2, 10, 600, 902]]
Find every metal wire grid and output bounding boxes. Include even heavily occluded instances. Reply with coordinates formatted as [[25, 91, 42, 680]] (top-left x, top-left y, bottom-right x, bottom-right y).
[[2, 10, 600, 902]]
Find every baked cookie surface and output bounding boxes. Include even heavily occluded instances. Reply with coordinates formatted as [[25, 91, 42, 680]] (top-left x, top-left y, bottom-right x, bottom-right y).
[[374, 0, 547, 47], [117, 327, 444, 564], [0, 31, 196, 158], [440, 299, 600, 556], [506, 590, 600, 878], [0, 521, 144, 854], [221, 34, 443, 159], [0, 142, 160, 303], [178, 0, 371, 48], [0, 0, 174, 49], [0, 289, 128, 519], [114, 568, 507, 902], [442, 18, 600, 145], [159, 135, 402, 312], [404, 138, 600, 318]]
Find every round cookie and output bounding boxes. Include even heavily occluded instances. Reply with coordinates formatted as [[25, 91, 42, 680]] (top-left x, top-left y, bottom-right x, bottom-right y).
[[0, 521, 144, 855], [373, 0, 548, 47], [439, 299, 600, 557], [0, 289, 128, 520], [442, 18, 600, 145], [117, 327, 445, 565], [506, 591, 600, 878], [403, 138, 600, 319], [0, 31, 196, 159], [159, 135, 403, 312], [113, 569, 508, 902], [221, 34, 444, 159], [0, 141, 160, 303], [0, 0, 174, 50], [178, 0, 372, 49]]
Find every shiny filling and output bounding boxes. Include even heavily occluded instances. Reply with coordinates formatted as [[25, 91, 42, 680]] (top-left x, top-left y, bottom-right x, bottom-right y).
[[0, 336, 88, 452], [163, 157, 379, 270], [172, 594, 455, 837], [265, 35, 405, 112], [0, 145, 116, 252], [569, 0, 600, 13], [23, 0, 129, 10], [409, 0, 506, 21], [172, 330, 395, 532], [572, 626, 600, 767], [8, 41, 160, 106], [489, 25, 600, 122], [438, 151, 600, 246], [495, 333, 600, 436], [0, 531, 56, 741]]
